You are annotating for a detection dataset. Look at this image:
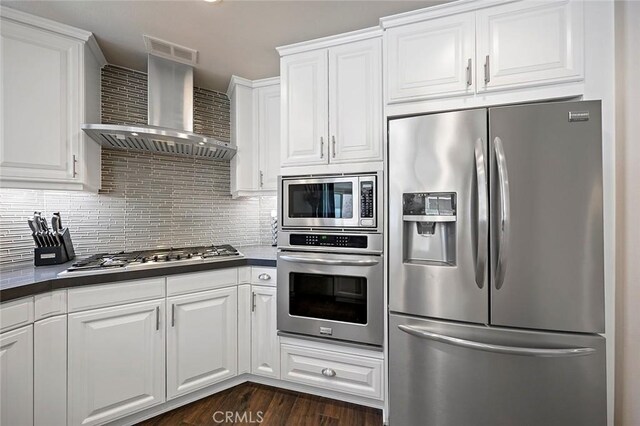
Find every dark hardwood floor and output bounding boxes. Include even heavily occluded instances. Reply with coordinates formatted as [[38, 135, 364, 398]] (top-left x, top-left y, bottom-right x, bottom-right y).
[[137, 382, 382, 426]]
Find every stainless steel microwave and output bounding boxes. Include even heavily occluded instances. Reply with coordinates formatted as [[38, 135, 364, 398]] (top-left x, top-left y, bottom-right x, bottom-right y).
[[279, 172, 381, 230]]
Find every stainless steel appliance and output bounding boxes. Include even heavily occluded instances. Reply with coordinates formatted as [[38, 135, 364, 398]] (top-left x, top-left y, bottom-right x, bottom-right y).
[[57, 245, 243, 277], [279, 172, 381, 231], [277, 172, 384, 346], [388, 101, 606, 425]]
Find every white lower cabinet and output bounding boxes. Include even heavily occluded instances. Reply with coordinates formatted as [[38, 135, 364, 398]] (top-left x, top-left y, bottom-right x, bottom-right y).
[[281, 343, 383, 400], [167, 287, 238, 399], [251, 285, 279, 378], [34, 315, 67, 426], [0, 325, 33, 426], [68, 299, 165, 426]]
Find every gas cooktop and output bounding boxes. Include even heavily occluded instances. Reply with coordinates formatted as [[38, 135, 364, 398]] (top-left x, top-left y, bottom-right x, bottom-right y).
[[58, 244, 243, 276]]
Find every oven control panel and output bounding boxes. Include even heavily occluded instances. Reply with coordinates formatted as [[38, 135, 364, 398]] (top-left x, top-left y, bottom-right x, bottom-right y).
[[290, 234, 368, 248]]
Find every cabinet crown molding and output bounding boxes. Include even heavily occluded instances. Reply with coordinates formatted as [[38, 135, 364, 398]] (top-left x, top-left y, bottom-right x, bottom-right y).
[[379, 0, 515, 29], [277, 26, 382, 57], [227, 75, 279, 97], [0, 5, 106, 66]]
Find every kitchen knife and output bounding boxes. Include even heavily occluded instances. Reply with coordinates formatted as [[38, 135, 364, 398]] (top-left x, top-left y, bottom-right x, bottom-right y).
[[51, 215, 62, 246], [35, 212, 52, 247], [32, 213, 46, 247], [53, 212, 62, 229], [28, 218, 41, 247], [41, 216, 56, 246]]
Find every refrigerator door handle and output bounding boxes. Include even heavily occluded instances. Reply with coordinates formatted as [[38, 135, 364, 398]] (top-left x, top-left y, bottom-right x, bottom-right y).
[[494, 137, 511, 290], [474, 137, 488, 289], [397, 325, 595, 357]]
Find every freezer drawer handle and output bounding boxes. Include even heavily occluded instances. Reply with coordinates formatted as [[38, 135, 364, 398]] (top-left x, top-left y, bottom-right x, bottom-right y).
[[493, 137, 511, 290], [474, 137, 488, 289], [397, 325, 595, 357], [279, 255, 379, 267]]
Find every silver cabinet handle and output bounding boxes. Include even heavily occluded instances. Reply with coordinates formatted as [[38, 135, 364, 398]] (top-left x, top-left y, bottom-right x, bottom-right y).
[[398, 325, 595, 357], [258, 273, 271, 281], [331, 135, 336, 158], [155, 306, 160, 331], [493, 137, 510, 290], [473, 137, 488, 289], [320, 136, 324, 159], [251, 292, 256, 312], [171, 303, 175, 327], [321, 368, 336, 377], [72, 154, 78, 177], [279, 255, 379, 267], [259, 171, 264, 188], [466, 58, 472, 87], [484, 54, 490, 84]]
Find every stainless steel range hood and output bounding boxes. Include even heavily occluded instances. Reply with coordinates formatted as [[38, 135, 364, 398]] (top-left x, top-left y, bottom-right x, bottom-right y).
[[82, 54, 236, 160]]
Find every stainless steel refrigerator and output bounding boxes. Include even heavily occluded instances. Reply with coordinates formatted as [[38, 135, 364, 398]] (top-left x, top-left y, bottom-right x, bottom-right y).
[[388, 100, 606, 426]]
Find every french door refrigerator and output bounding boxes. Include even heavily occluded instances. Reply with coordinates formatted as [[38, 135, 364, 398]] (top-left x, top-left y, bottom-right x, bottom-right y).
[[388, 100, 606, 426]]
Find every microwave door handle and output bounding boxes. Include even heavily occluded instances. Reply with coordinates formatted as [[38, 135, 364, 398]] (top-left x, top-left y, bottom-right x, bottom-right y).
[[279, 255, 379, 267]]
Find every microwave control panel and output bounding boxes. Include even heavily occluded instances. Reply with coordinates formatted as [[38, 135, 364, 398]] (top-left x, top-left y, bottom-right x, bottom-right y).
[[360, 181, 375, 219], [289, 234, 368, 248]]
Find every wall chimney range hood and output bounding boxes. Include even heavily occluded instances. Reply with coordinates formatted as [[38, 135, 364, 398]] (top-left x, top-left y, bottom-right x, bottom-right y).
[[82, 38, 236, 161]]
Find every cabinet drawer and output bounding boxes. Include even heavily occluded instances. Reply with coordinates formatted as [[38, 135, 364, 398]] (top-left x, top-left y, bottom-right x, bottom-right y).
[[34, 290, 67, 321], [251, 267, 277, 286], [280, 343, 383, 400], [167, 268, 238, 296], [0, 297, 34, 333], [68, 278, 166, 312]]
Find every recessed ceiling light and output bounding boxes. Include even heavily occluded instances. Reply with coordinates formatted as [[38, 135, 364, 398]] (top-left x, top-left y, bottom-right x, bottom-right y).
[[199, 142, 205, 145], [204, 0, 221, 3], [131, 132, 138, 136]]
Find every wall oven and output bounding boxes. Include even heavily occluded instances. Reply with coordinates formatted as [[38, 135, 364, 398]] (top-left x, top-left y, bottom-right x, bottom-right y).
[[277, 250, 383, 346], [280, 172, 381, 231]]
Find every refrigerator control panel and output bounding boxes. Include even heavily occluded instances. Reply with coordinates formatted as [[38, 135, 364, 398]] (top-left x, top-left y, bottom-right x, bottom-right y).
[[289, 234, 368, 248]]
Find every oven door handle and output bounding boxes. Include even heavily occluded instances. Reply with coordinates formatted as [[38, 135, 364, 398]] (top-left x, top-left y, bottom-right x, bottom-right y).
[[279, 255, 379, 267]]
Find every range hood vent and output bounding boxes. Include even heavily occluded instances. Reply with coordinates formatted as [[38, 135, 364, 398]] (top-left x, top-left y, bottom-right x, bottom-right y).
[[82, 41, 235, 161]]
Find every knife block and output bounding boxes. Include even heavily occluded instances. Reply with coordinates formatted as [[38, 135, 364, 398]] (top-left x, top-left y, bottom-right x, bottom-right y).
[[34, 228, 75, 266]]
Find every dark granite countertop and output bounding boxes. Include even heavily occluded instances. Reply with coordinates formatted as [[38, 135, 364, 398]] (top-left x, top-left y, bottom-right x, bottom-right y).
[[0, 245, 277, 303]]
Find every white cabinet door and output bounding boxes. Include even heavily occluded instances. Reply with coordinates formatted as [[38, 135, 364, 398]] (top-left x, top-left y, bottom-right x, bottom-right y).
[[237, 284, 252, 374], [0, 325, 33, 426], [0, 19, 80, 182], [476, 0, 583, 92], [281, 50, 329, 167], [68, 300, 165, 426], [257, 84, 281, 190], [167, 287, 237, 399], [34, 315, 67, 426], [251, 285, 279, 378], [328, 38, 382, 163], [386, 11, 476, 102]]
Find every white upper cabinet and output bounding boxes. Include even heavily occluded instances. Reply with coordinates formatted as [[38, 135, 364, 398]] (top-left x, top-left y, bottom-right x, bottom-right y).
[[0, 325, 33, 426], [68, 300, 165, 426], [228, 76, 280, 197], [279, 29, 383, 169], [166, 287, 238, 399], [329, 38, 383, 163], [0, 7, 105, 191], [257, 83, 281, 190], [251, 285, 279, 379], [382, 0, 586, 105], [386, 12, 476, 102], [476, 0, 584, 92], [280, 49, 329, 167]]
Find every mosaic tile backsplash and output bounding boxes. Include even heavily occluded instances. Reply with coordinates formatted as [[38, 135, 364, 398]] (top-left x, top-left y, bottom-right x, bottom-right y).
[[0, 65, 276, 269]]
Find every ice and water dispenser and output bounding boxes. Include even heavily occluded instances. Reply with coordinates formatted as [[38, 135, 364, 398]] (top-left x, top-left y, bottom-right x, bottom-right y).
[[402, 192, 457, 266]]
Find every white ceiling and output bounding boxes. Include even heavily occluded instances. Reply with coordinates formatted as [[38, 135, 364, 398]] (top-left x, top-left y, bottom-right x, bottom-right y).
[[3, 0, 446, 92]]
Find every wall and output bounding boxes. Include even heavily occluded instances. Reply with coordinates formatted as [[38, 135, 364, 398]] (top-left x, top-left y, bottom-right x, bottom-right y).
[[0, 65, 276, 269], [614, 1, 640, 425]]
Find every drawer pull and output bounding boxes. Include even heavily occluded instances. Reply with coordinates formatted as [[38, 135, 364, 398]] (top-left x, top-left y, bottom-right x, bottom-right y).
[[322, 368, 336, 378], [258, 273, 271, 281]]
